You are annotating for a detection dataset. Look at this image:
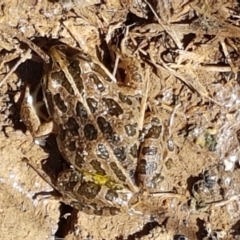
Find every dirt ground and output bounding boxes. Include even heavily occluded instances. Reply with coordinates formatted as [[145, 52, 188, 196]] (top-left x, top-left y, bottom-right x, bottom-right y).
[[1, 0, 240, 239]]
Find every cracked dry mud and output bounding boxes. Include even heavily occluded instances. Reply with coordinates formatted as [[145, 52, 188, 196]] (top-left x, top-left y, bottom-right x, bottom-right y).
[[1, 1, 240, 239]]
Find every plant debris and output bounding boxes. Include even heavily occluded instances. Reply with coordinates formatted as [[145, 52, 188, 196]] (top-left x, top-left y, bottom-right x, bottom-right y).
[[1, 0, 240, 239]]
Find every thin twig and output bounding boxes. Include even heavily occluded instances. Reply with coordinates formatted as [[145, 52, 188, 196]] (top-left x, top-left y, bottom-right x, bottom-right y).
[[13, 31, 50, 63], [144, 0, 183, 49], [0, 49, 32, 87], [139, 66, 150, 130]]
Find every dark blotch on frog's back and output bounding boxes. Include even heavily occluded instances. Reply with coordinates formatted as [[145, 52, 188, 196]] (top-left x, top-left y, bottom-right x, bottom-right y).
[[113, 146, 127, 162], [95, 144, 109, 160], [97, 116, 113, 136], [124, 123, 137, 137], [103, 98, 124, 117], [54, 93, 68, 113], [77, 181, 101, 199], [86, 98, 98, 113], [90, 159, 106, 175], [110, 162, 126, 182], [66, 117, 80, 136], [84, 123, 98, 141], [76, 101, 88, 118], [67, 59, 84, 94]]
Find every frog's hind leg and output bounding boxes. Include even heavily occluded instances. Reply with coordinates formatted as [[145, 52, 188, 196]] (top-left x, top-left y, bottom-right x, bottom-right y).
[[137, 113, 165, 190]]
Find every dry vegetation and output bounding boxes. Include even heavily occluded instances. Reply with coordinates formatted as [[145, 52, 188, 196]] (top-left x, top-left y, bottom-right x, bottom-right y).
[[1, 0, 240, 239]]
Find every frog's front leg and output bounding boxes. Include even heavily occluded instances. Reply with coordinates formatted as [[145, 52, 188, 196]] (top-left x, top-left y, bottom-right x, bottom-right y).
[[20, 85, 54, 139]]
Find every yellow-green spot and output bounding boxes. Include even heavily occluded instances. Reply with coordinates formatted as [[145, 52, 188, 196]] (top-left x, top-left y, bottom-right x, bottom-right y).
[[82, 170, 123, 190]]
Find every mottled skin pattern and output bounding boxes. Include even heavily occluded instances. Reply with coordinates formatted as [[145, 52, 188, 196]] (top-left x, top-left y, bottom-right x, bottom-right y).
[[21, 45, 164, 215]]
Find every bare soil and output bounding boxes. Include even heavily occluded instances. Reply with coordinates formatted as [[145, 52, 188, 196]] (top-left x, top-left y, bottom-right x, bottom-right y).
[[1, 0, 240, 239]]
